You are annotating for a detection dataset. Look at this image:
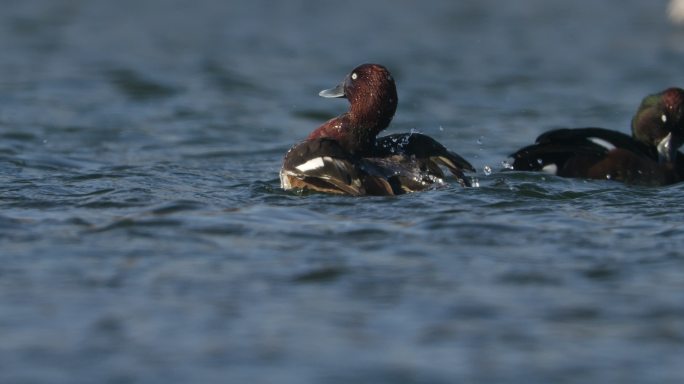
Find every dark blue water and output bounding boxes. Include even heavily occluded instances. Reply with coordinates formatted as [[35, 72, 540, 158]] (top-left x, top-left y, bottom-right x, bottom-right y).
[[2, 1, 684, 383]]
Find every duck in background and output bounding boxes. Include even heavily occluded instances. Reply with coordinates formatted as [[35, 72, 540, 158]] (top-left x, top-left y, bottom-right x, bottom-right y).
[[280, 64, 474, 195], [510, 88, 684, 186]]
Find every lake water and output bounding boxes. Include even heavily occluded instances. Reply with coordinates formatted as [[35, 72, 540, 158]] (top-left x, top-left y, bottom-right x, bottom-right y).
[[1, 0, 684, 383]]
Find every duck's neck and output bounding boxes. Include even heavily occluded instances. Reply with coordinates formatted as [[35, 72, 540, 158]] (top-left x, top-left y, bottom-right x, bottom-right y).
[[307, 94, 397, 155], [305, 115, 371, 155]]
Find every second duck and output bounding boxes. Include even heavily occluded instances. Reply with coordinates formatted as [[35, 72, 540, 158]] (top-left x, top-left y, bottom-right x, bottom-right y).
[[510, 87, 684, 186]]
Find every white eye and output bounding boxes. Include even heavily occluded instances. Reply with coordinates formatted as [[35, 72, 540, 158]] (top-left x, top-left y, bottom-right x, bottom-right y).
[[662, 114, 668, 123], [351, 72, 358, 80]]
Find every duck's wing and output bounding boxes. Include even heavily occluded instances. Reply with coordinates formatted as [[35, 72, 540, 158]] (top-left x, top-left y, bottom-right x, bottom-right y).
[[280, 138, 396, 195], [510, 127, 653, 176], [536, 128, 649, 153], [359, 155, 444, 193], [376, 133, 475, 187]]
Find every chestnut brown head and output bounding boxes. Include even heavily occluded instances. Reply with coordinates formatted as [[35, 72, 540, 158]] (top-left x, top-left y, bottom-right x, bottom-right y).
[[319, 64, 398, 137]]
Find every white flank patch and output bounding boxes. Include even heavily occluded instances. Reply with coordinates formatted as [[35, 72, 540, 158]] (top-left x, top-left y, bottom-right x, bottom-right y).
[[542, 164, 558, 174], [295, 157, 326, 172], [588, 137, 616, 151], [279, 169, 291, 189]]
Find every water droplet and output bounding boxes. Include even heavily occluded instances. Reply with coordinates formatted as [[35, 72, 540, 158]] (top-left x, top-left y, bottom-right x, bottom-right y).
[[476, 136, 484, 145], [42, 139, 48, 144], [471, 178, 480, 188], [606, 174, 611, 180], [483, 165, 492, 176], [501, 160, 514, 170], [537, 158, 543, 165], [439, 125, 444, 132]]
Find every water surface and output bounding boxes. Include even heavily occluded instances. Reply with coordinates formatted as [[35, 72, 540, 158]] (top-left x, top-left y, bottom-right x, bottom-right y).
[[1, 1, 684, 383]]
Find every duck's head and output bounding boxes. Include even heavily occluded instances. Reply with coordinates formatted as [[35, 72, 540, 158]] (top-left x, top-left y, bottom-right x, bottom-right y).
[[632, 87, 684, 163], [319, 63, 398, 137]]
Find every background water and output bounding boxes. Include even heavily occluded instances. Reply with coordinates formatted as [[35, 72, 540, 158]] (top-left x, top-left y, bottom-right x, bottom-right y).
[[1, 0, 684, 383]]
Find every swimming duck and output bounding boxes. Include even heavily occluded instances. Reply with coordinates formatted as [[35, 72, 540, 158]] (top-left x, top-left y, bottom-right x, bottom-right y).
[[510, 87, 684, 186], [280, 63, 474, 195]]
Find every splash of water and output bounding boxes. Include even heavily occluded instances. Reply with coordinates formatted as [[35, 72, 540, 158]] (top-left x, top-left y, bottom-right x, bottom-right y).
[[501, 160, 514, 170]]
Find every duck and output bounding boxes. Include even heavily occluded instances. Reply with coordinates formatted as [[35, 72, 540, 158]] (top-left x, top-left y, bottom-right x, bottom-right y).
[[280, 63, 474, 195], [510, 87, 684, 186]]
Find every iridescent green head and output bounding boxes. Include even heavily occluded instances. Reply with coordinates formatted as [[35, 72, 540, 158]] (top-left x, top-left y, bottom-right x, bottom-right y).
[[631, 87, 684, 163]]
